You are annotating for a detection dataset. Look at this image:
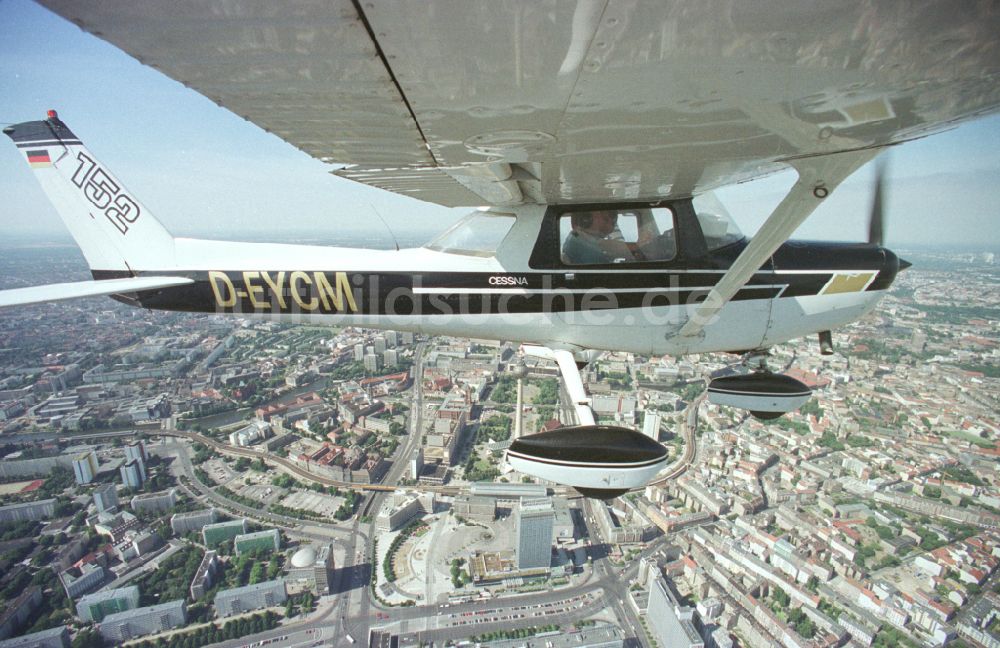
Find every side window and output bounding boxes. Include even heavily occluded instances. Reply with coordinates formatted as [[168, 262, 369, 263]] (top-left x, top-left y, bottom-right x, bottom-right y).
[[425, 211, 516, 257], [693, 193, 744, 252], [559, 208, 675, 265]]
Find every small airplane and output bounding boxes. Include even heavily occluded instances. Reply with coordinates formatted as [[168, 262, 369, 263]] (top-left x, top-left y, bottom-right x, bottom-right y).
[[4, 2, 1000, 498]]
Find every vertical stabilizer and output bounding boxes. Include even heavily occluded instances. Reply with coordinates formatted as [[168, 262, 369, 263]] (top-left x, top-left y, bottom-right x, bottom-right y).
[[3, 111, 175, 273]]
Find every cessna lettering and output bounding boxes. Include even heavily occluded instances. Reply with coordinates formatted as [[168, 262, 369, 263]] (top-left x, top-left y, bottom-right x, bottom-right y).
[[488, 275, 528, 286], [209, 271, 358, 313]]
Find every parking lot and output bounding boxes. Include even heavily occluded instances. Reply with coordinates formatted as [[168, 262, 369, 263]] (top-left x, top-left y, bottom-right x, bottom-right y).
[[280, 490, 345, 517]]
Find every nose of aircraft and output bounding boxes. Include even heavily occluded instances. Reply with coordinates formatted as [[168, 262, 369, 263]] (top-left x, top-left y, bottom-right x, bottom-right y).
[[883, 248, 909, 271], [879, 247, 910, 287]]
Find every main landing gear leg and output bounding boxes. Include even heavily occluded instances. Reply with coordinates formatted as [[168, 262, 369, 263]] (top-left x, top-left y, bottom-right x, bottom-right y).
[[520, 344, 596, 426], [742, 349, 771, 373]]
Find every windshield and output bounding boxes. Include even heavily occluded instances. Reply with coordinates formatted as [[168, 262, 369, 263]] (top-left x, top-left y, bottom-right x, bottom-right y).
[[693, 192, 744, 251], [425, 211, 516, 257]]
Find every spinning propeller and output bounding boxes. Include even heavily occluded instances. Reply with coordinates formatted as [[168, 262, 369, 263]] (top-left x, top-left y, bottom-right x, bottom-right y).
[[868, 157, 887, 246], [867, 155, 911, 270]]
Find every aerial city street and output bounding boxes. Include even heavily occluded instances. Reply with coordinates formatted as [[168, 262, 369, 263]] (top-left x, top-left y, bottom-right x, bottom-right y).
[[0, 245, 997, 648]]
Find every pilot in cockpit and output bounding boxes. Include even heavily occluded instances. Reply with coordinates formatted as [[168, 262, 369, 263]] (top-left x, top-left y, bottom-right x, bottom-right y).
[[562, 210, 633, 264], [562, 209, 677, 264]]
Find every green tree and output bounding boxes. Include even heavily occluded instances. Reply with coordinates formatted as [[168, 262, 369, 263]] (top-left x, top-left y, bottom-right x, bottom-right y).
[[72, 629, 104, 648], [772, 588, 791, 607], [490, 376, 517, 403], [249, 561, 264, 585], [795, 616, 816, 638], [532, 378, 560, 405]]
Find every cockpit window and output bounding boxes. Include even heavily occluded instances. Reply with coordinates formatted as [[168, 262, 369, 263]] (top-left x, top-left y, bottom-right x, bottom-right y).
[[693, 192, 743, 251], [425, 211, 516, 257], [559, 207, 676, 265]]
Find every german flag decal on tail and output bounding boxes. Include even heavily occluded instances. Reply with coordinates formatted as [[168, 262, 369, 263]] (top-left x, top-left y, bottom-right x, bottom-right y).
[[26, 150, 52, 168]]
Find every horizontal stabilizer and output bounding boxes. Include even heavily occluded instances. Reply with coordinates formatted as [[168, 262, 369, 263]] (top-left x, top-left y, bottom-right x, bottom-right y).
[[0, 276, 194, 308]]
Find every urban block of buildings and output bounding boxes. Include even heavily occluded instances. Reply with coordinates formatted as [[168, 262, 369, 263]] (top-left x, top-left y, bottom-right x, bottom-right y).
[[214, 579, 287, 618]]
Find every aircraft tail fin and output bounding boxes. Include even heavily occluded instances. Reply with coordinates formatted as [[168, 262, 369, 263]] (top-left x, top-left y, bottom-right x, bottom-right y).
[[3, 111, 175, 273]]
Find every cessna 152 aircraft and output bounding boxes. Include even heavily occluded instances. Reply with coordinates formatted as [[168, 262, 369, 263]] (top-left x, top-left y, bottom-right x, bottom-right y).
[[3, 1, 1000, 498]]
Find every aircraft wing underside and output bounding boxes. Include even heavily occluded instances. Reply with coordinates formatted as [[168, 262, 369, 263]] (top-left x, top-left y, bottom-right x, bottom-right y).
[[38, 1, 1000, 207], [0, 277, 195, 308]]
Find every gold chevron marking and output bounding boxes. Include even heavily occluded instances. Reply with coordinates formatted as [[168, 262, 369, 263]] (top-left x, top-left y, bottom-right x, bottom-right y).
[[822, 272, 875, 295]]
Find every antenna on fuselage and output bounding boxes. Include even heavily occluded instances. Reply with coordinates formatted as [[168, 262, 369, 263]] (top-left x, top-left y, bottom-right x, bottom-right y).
[[369, 203, 400, 252]]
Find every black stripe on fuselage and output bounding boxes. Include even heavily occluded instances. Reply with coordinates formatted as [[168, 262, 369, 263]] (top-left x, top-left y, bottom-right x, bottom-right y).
[[415, 271, 785, 291], [778, 274, 834, 297], [90, 269, 880, 317]]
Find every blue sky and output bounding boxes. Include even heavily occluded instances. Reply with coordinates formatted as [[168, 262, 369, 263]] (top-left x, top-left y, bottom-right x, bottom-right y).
[[1, 0, 999, 248]]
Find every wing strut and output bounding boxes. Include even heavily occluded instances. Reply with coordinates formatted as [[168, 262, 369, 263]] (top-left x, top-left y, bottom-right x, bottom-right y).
[[521, 344, 595, 426], [676, 149, 882, 344]]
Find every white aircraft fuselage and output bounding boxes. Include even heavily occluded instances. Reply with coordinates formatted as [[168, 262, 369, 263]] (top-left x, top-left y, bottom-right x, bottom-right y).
[[4, 114, 904, 360], [113, 220, 901, 357]]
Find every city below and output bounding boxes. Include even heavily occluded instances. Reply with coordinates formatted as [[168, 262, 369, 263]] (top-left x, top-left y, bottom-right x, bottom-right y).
[[0, 245, 997, 648]]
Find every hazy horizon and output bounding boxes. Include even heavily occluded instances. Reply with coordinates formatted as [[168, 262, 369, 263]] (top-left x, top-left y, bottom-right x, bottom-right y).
[[2, 0, 1000, 250], [2, 229, 998, 258]]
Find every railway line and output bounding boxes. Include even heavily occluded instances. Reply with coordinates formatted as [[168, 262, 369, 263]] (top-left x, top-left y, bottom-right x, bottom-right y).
[[648, 393, 702, 486], [160, 428, 463, 496], [157, 385, 701, 502]]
